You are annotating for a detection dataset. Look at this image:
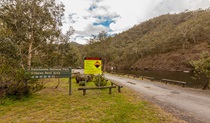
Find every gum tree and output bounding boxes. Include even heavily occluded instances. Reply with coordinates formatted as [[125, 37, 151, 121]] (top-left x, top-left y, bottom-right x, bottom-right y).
[[0, 0, 65, 69]]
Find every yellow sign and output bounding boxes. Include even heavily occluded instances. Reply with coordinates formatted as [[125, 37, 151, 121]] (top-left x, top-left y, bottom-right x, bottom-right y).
[[84, 57, 102, 74]]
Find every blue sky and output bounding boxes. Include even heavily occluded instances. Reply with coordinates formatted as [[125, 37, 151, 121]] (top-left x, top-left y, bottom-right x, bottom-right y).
[[93, 16, 116, 27], [60, 0, 210, 44]]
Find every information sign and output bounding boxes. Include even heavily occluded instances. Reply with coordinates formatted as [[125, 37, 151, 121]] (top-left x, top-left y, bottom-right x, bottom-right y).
[[27, 68, 72, 95], [27, 68, 71, 78], [84, 57, 102, 74]]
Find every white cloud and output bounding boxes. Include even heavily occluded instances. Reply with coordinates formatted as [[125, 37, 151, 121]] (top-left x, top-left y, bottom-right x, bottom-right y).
[[60, 0, 210, 44], [76, 24, 109, 36]]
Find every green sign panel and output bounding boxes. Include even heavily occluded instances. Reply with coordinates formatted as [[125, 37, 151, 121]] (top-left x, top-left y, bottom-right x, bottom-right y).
[[28, 68, 71, 78]]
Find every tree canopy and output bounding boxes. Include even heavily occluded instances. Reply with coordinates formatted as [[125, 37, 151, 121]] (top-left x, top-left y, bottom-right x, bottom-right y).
[[0, 0, 80, 69]]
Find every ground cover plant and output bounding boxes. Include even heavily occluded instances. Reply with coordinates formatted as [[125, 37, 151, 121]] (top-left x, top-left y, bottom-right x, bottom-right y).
[[0, 78, 183, 123]]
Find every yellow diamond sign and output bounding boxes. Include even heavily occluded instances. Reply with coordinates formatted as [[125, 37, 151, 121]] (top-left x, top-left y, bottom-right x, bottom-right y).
[[84, 57, 102, 74], [94, 61, 101, 68]]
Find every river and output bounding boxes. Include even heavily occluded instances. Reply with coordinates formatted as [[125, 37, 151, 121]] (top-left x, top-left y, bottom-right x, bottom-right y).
[[108, 69, 207, 89]]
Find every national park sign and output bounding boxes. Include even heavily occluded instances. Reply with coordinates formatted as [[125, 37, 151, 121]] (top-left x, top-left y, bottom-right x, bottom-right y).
[[28, 68, 71, 78], [27, 68, 72, 95]]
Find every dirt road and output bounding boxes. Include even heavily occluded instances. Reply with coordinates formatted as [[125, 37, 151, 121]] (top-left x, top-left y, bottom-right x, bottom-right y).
[[105, 74, 210, 123]]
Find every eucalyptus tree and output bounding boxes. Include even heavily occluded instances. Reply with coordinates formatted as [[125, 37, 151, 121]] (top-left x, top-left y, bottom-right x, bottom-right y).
[[0, 0, 65, 69], [61, 43, 81, 67]]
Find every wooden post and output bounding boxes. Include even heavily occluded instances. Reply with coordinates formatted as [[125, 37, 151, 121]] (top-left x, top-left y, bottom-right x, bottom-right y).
[[85, 74, 87, 86], [69, 68, 72, 95], [111, 82, 114, 86], [83, 90, 86, 95], [118, 87, 121, 93], [69, 77, 71, 95], [98, 74, 101, 87], [109, 88, 112, 94]]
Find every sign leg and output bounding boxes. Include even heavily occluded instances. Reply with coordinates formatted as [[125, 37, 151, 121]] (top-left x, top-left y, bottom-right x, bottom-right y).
[[98, 74, 101, 87], [69, 77, 72, 95]]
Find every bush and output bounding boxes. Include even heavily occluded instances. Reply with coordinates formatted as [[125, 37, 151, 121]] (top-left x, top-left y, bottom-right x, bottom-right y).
[[93, 75, 107, 87], [190, 52, 210, 90], [0, 64, 43, 100], [78, 81, 86, 86]]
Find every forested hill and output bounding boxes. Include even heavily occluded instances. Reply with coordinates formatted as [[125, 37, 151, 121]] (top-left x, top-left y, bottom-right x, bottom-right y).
[[83, 9, 210, 71]]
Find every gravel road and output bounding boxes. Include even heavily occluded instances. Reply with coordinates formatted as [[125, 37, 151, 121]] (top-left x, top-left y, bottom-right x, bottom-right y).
[[105, 74, 210, 123]]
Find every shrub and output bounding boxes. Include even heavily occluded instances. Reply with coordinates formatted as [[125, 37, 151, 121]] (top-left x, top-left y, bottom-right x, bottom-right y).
[[93, 75, 107, 87], [0, 64, 43, 99], [79, 81, 86, 86], [190, 52, 210, 90]]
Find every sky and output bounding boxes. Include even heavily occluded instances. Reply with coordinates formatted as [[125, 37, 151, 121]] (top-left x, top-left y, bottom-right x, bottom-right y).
[[59, 0, 210, 44]]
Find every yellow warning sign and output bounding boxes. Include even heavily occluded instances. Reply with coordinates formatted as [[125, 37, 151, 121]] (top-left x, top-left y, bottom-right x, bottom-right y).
[[84, 57, 102, 74]]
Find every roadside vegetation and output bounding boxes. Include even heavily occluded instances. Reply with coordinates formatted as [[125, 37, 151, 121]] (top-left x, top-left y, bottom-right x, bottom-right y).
[[190, 52, 210, 90], [0, 78, 183, 123], [0, 0, 81, 99], [0, 0, 209, 121]]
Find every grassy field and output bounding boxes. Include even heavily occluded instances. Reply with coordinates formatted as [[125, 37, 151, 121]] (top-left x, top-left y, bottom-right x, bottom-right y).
[[0, 78, 183, 123]]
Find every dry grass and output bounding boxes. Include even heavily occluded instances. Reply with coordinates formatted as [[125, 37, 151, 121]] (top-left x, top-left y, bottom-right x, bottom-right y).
[[0, 78, 183, 123]]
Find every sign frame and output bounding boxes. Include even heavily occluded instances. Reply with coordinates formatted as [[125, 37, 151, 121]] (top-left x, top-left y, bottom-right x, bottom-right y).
[[27, 68, 72, 95]]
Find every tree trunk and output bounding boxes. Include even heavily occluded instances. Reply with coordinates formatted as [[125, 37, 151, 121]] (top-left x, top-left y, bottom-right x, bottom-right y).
[[55, 78, 60, 89], [19, 48, 25, 69], [27, 41, 33, 70]]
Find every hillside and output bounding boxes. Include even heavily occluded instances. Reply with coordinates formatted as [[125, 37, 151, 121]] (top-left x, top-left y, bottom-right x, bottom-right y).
[[132, 42, 209, 71], [99, 9, 210, 71], [82, 9, 210, 71]]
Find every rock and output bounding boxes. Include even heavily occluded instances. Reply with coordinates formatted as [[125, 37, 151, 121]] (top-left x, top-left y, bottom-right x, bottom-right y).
[[75, 74, 93, 83]]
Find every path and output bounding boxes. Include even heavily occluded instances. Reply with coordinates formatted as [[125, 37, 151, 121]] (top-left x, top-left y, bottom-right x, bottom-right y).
[[105, 74, 210, 123]]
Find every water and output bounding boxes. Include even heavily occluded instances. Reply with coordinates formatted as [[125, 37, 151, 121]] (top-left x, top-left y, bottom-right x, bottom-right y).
[[109, 69, 207, 89]]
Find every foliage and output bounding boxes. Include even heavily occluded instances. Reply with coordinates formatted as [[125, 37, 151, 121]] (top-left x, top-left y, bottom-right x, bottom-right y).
[[93, 75, 107, 87], [78, 81, 86, 86], [0, 64, 43, 100], [32, 43, 81, 68], [0, 0, 81, 69], [82, 9, 210, 70], [190, 52, 210, 78], [190, 52, 210, 89], [0, 0, 81, 99], [0, 0, 65, 69]]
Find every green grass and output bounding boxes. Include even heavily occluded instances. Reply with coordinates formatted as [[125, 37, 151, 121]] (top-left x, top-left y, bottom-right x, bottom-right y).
[[0, 78, 182, 123]]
